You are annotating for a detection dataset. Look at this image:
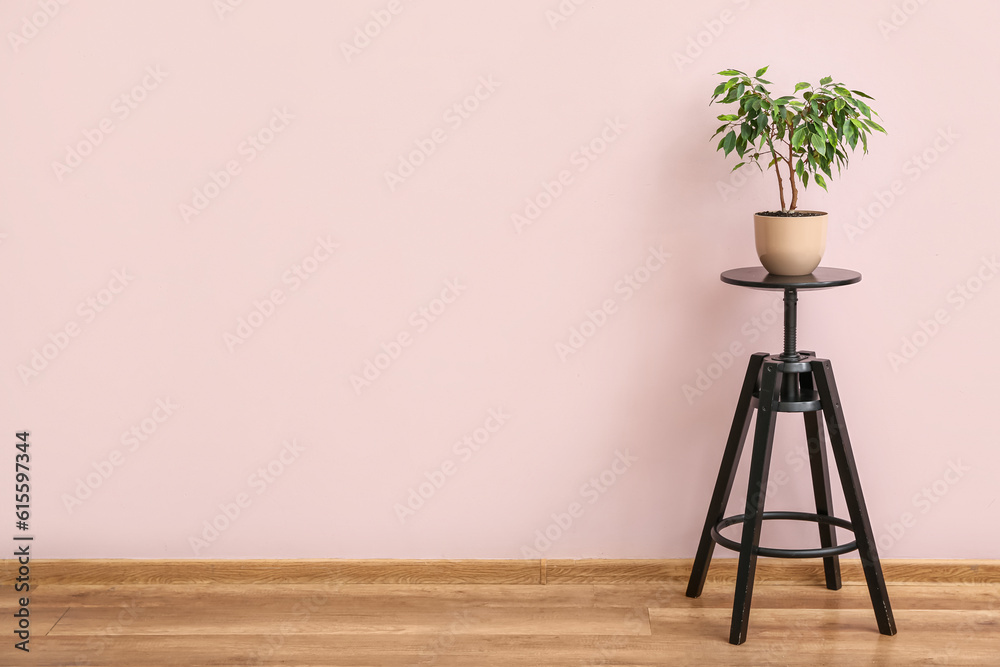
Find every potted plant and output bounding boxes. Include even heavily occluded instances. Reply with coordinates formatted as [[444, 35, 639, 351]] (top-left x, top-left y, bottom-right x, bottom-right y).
[[710, 67, 885, 275]]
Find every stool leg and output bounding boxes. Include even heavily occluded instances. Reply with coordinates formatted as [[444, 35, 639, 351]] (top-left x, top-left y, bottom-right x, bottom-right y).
[[811, 358, 897, 636], [730, 360, 781, 645], [686, 352, 767, 599], [800, 368, 842, 591]]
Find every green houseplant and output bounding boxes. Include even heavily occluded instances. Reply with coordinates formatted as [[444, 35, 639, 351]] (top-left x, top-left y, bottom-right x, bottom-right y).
[[710, 66, 885, 275]]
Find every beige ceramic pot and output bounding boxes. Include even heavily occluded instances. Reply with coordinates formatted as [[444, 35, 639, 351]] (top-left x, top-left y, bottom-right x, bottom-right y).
[[753, 211, 828, 276]]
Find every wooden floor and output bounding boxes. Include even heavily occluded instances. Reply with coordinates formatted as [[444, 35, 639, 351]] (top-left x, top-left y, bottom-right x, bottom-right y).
[[5, 559, 999, 666]]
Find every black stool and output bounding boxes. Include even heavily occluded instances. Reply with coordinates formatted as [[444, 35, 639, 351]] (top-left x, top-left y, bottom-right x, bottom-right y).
[[686, 267, 897, 645]]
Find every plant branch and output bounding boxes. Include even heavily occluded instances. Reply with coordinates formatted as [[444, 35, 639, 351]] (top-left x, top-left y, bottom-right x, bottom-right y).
[[787, 137, 798, 211], [764, 130, 786, 211]]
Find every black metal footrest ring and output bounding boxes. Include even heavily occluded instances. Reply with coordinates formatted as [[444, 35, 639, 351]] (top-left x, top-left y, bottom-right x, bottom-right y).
[[710, 511, 858, 559], [751, 390, 822, 413]]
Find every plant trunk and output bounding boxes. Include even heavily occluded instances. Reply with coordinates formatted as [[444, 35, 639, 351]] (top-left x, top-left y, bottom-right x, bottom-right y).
[[774, 155, 786, 212], [766, 132, 787, 212], [787, 142, 798, 211]]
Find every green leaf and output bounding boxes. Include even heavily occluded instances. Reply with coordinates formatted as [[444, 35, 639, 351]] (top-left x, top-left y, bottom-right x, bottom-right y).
[[755, 78, 773, 85], [795, 159, 805, 180], [820, 76, 833, 86], [834, 98, 846, 112], [740, 122, 753, 140], [718, 69, 743, 76], [810, 132, 826, 153], [854, 99, 872, 118], [864, 119, 887, 133], [755, 66, 769, 77], [723, 130, 737, 155], [731, 162, 746, 172], [802, 172, 810, 188], [791, 127, 807, 149], [774, 96, 795, 106], [851, 90, 874, 99], [712, 123, 729, 138], [833, 86, 853, 97], [794, 82, 810, 92], [815, 173, 828, 191], [717, 114, 739, 121]]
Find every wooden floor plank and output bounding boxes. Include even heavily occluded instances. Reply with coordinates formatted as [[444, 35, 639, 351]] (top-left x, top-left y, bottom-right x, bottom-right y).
[[31, 583, 603, 607], [31, 581, 1000, 612], [48, 604, 651, 637], [594, 582, 1000, 611]]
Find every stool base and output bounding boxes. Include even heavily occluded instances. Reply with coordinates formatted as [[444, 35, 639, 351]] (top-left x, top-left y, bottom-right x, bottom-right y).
[[685, 351, 897, 645]]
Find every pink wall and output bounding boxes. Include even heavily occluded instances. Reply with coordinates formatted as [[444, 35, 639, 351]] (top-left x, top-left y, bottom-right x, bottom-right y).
[[2, 0, 997, 559]]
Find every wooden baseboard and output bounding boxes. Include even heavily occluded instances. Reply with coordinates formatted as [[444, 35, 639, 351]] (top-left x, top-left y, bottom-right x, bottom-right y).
[[2, 558, 998, 586]]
